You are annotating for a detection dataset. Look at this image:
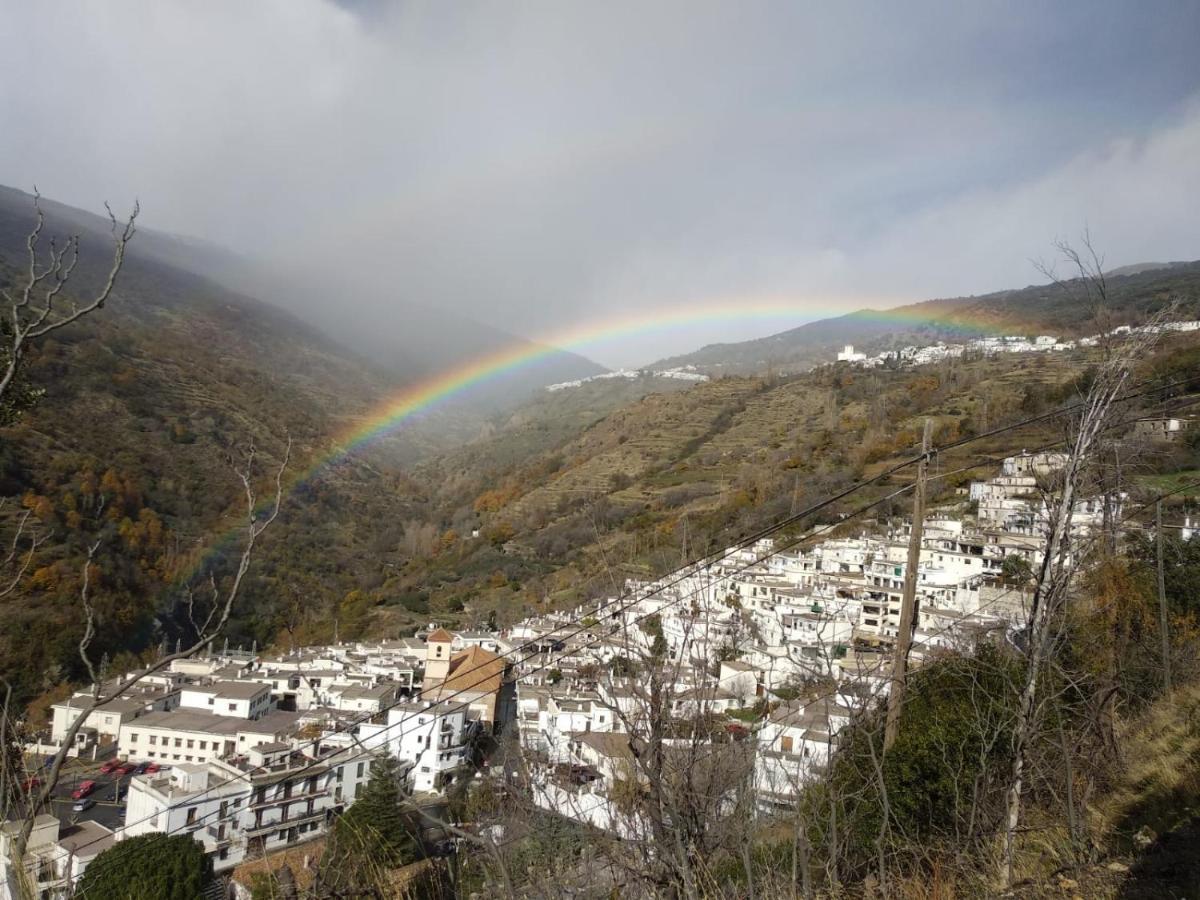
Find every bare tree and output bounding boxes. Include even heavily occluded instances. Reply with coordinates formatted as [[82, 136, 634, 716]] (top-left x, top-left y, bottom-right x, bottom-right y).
[[999, 242, 1170, 885], [0, 191, 138, 595], [0, 190, 139, 411], [8, 438, 290, 895]]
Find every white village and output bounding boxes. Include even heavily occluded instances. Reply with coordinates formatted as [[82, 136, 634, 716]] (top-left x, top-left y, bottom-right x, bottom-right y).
[[6, 376, 1194, 899]]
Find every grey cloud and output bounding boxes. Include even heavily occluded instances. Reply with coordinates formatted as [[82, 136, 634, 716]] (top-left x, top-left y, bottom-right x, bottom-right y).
[[1, 1, 1197, 367]]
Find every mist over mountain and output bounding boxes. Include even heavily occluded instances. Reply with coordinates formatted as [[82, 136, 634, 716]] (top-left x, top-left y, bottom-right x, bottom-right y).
[[0, 185, 606, 423], [190, 249, 609, 411]]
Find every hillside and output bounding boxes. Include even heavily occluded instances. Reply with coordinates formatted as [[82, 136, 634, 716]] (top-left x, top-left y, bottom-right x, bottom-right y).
[[0, 189, 442, 703], [364, 327, 1200, 637], [3, 187, 1197, 708], [0, 185, 608, 427], [654, 261, 1200, 375]]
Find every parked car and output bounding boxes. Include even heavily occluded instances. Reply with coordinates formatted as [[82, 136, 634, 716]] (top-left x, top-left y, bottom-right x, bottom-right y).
[[72, 798, 96, 813], [144, 762, 161, 773], [115, 762, 136, 776], [71, 780, 97, 800], [99, 759, 121, 775], [20, 776, 42, 793], [134, 762, 149, 774]]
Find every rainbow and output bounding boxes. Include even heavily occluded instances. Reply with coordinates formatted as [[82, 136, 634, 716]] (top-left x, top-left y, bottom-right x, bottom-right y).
[[177, 294, 1005, 591], [326, 295, 1000, 460]]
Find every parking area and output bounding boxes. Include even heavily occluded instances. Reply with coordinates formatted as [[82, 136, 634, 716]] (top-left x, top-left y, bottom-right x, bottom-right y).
[[49, 768, 128, 832], [19, 753, 136, 834]]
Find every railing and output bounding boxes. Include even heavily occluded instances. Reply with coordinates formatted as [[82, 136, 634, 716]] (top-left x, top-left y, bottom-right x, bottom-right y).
[[244, 807, 327, 835]]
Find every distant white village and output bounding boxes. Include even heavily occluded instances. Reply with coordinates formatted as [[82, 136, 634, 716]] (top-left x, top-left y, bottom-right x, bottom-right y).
[[546, 365, 709, 391], [833, 320, 1200, 369], [546, 321, 1200, 397], [5, 355, 1197, 896]]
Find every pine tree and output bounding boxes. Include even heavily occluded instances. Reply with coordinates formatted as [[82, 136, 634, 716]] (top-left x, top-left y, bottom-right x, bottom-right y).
[[316, 756, 424, 896], [75, 833, 212, 900]]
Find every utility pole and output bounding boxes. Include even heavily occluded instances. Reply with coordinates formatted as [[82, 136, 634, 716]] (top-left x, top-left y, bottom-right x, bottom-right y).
[[884, 419, 932, 751], [1156, 500, 1172, 695]]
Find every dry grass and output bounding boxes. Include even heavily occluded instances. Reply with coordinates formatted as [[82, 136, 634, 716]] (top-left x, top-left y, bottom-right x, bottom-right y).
[[231, 838, 325, 893], [1102, 681, 1200, 846]]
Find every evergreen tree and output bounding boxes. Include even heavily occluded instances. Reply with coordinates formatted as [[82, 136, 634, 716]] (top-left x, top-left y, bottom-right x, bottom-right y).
[[316, 756, 424, 896], [76, 833, 212, 900]]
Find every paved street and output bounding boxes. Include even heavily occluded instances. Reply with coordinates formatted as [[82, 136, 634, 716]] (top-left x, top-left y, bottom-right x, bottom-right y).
[[19, 754, 131, 833]]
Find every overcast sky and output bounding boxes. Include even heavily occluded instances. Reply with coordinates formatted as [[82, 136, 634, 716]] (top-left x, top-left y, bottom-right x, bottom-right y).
[[2, 2, 1198, 367]]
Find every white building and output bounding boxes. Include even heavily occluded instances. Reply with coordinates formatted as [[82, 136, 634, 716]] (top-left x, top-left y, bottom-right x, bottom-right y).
[[0, 815, 116, 900], [179, 681, 273, 720], [50, 681, 180, 746], [118, 709, 301, 765], [124, 741, 374, 873], [357, 700, 473, 794]]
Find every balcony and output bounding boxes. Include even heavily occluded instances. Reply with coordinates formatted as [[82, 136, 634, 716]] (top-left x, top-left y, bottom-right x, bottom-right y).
[[205, 824, 234, 846], [244, 807, 328, 836], [249, 785, 328, 809]]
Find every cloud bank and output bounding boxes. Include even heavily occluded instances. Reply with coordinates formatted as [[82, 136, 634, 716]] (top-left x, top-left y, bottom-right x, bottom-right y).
[[1, 1, 1197, 366]]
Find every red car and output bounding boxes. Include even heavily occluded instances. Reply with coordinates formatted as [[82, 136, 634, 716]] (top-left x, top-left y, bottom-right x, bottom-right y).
[[99, 759, 120, 775], [71, 780, 97, 800], [115, 762, 136, 776], [144, 762, 161, 773], [21, 776, 42, 793]]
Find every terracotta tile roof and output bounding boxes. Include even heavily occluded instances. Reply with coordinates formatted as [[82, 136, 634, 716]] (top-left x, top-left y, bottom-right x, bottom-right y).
[[427, 627, 454, 643], [425, 645, 507, 698]]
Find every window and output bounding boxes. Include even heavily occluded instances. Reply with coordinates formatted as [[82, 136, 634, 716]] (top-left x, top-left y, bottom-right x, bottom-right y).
[[186, 807, 197, 825], [186, 739, 194, 749], [149, 735, 157, 745], [185, 756, 193, 762], [129, 733, 139, 743], [228, 703, 237, 712], [207, 697, 214, 706], [354, 782, 363, 798], [199, 741, 206, 750], [174, 738, 182, 748], [218, 848, 228, 861], [355, 762, 364, 778]]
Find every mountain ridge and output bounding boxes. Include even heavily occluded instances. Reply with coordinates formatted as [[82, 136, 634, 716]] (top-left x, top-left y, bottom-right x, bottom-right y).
[[652, 260, 1200, 375]]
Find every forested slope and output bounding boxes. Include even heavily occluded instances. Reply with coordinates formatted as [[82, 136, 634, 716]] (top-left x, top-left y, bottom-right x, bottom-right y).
[[0, 191, 430, 705]]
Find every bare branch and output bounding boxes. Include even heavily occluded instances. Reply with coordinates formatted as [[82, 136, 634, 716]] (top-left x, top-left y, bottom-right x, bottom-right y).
[[0, 511, 44, 600], [0, 191, 139, 403], [16, 434, 289, 860], [77, 540, 104, 690]]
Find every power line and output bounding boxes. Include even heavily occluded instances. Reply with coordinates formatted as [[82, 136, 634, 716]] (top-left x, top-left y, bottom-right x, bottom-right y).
[[59, 374, 1200, 860], [66, 379, 1200, 865], [518, 473, 1200, 862]]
